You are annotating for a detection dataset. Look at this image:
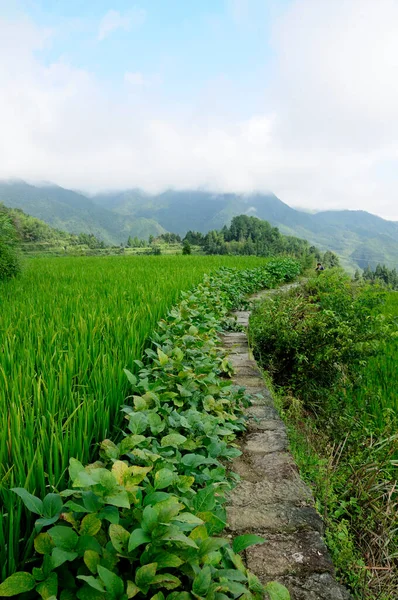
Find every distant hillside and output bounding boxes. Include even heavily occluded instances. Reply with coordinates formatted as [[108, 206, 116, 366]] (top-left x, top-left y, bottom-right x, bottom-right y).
[[0, 181, 165, 245], [1, 181, 398, 270]]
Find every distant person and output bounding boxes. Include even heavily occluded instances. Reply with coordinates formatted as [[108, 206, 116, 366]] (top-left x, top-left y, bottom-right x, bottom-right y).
[[315, 262, 325, 271]]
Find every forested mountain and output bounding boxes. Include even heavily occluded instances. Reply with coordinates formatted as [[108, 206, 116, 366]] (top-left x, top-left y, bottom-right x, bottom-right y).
[[0, 181, 165, 245], [1, 180, 397, 270]]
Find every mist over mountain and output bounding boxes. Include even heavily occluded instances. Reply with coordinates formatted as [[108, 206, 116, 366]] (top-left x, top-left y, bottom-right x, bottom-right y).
[[1, 180, 397, 270]]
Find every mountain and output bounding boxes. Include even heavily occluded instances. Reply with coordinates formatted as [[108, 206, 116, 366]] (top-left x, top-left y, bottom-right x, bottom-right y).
[[1, 180, 397, 270], [0, 181, 165, 245]]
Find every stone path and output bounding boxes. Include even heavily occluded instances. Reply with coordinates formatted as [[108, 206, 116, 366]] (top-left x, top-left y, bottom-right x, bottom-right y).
[[220, 289, 351, 600]]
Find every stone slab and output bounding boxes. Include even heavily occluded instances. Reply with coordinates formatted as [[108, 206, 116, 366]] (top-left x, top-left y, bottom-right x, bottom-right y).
[[227, 477, 313, 508], [279, 573, 352, 600], [244, 431, 288, 454], [246, 531, 335, 578], [246, 405, 281, 420], [246, 417, 285, 433], [227, 504, 324, 535]]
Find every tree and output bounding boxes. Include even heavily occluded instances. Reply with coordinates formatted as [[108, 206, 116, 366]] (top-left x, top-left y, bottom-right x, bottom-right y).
[[182, 240, 191, 255], [323, 250, 340, 268], [0, 210, 21, 280]]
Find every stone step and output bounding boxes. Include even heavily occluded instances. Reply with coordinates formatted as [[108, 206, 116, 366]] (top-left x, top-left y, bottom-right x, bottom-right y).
[[227, 504, 324, 535]]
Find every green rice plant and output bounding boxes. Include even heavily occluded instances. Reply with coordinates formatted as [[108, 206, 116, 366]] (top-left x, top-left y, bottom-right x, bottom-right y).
[[0, 257, 300, 599], [0, 254, 281, 578]]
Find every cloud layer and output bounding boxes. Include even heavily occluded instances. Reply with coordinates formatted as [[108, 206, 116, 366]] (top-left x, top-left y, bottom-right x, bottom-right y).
[[0, 1, 398, 220]]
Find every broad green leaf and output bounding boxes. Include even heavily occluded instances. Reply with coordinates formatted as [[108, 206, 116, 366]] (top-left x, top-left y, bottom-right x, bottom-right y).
[[224, 582, 249, 597], [152, 553, 184, 569], [35, 516, 60, 532], [216, 570, 247, 582], [47, 526, 78, 551], [143, 491, 170, 507], [51, 547, 78, 569], [154, 468, 175, 490], [199, 538, 229, 556], [64, 501, 89, 513], [196, 511, 226, 535], [77, 577, 105, 593], [109, 524, 130, 553], [76, 535, 102, 555], [181, 454, 214, 468], [152, 574, 181, 590], [264, 582, 291, 600], [247, 572, 264, 594], [82, 491, 103, 513], [34, 533, 54, 555], [80, 514, 102, 536], [232, 535, 265, 554], [157, 349, 169, 366], [147, 413, 165, 435], [43, 494, 63, 519], [36, 572, 58, 600], [97, 565, 124, 598], [84, 550, 101, 575], [151, 593, 165, 600], [176, 476, 195, 493], [173, 513, 203, 526], [128, 528, 151, 552], [0, 573, 36, 596], [120, 435, 147, 455], [69, 458, 85, 482], [134, 397, 147, 411], [160, 434, 187, 448], [193, 486, 216, 512], [124, 369, 138, 387], [99, 505, 119, 524], [161, 531, 198, 548], [142, 505, 159, 533], [128, 412, 148, 435], [11, 488, 43, 516], [192, 566, 212, 597], [104, 490, 130, 509], [135, 563, 158, 590], [126, 581, 140, 599], [100, 440, 119, 460]]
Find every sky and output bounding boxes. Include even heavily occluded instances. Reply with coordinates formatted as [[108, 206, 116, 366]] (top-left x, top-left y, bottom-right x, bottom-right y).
[[0, 0, 398, 220]]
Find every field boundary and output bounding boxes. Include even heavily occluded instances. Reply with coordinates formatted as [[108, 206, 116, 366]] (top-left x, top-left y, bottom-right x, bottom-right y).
[[222, 287, 351, 599]]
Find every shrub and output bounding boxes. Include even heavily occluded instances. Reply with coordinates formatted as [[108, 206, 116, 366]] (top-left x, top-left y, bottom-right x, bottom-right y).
[[0, 212, 21, 280], [249, 269, 388, 406]]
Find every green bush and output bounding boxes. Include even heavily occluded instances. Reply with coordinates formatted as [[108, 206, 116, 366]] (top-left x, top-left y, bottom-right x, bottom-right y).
[[0, 212, 21, 280], [249, 269, 387, 406]]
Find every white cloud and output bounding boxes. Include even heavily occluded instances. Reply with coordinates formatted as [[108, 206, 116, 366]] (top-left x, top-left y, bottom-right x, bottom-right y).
[[98, 7, 146, 41], [124, 71, 145, 86], [1, 2, 398, 220]]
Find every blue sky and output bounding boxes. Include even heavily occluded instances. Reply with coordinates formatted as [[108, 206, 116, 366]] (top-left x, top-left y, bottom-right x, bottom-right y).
[[8, 0, 286, 97], [1, 0, 398, 220]]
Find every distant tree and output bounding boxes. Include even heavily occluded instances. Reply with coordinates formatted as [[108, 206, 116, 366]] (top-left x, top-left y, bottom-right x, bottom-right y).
[[362, 263, 398, 290], [148, 234, 154, 245], [323, 250, 340, 268], [0, 210, 21, 280], [127, 236, 134, 247], [182, 240, 191, 255]]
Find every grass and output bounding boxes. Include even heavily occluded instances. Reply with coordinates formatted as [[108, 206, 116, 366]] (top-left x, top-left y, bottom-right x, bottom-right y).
[[347, 292, 398, 432], [257, 285, 398, 598], [0, 254, 268, 578]]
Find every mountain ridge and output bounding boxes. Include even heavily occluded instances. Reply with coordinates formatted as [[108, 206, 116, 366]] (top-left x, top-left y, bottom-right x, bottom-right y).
[[1, 180, 397, 270]]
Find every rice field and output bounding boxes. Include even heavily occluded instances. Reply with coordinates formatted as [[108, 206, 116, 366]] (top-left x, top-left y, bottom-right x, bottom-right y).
[[346, 292, 398, 431], [0, 254, 267, 577]]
